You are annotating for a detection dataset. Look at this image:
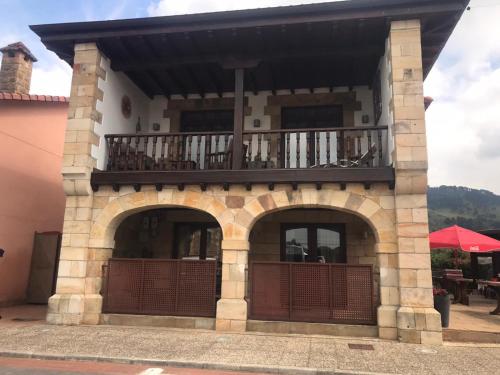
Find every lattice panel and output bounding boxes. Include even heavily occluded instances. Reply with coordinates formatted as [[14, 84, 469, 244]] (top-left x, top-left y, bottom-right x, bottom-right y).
[[103, 259, 216, 318], [291, 264, 330, 321], [249, 263, 289, 320], [331, 265, 347, 310], [249, 262, 375, 325], [141, 261, 177, 315], [104, 260, 142, 314], [176, 260, 217, 317]]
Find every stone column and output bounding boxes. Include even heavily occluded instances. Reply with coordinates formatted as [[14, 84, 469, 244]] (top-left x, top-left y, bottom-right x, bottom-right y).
[[376, 241, 400, 341], [216, 239, 249, 332], [47, 43, 105, 325], [389, 20, 442, 345]]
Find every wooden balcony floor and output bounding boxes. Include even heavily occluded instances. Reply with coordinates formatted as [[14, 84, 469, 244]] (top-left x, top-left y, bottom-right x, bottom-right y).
[[91, 167, 395, 192]]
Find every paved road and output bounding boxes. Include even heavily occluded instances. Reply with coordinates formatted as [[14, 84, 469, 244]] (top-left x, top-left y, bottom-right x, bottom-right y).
[[0, 357, 268, 375]]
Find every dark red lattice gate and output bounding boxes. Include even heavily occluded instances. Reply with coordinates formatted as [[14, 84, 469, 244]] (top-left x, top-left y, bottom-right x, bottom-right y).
[[249, 262, 376, 325], [103, 259, 217, 317]]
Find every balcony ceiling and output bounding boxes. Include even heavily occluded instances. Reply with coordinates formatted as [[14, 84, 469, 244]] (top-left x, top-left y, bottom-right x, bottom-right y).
[[31, 0, 469, 98]]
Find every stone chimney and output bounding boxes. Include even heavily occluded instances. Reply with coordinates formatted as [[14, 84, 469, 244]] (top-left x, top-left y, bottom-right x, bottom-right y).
[[0, 42, 37, 94]]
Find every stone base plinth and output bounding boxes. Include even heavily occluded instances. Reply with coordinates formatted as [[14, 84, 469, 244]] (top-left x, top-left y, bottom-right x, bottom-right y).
[[397, 306, 443, 345]]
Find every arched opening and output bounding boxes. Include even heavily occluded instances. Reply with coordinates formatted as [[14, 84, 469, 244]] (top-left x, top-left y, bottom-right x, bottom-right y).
[[103, 207, 222, 318], [248, 208, 378, 325]]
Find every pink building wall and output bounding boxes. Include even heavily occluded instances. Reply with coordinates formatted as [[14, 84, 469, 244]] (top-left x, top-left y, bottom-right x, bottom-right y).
[[0, 100, 67, 305]]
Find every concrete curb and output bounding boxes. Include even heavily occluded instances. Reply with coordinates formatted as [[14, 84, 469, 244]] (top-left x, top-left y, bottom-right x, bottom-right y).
[[0, 350, 396, 375]]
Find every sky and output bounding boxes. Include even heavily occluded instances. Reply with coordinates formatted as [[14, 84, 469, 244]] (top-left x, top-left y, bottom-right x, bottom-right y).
[[1, 0, 500, 194]]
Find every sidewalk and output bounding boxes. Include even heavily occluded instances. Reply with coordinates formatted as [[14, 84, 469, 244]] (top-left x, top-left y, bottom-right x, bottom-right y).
[[0, 320, 499, 375]]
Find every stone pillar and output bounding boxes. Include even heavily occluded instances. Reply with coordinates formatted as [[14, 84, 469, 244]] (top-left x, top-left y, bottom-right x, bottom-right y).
[[216, 239, 249, 332], [376, 241, 400, 341], [47, 43, 105, 325], [389, 20, 442, 345]]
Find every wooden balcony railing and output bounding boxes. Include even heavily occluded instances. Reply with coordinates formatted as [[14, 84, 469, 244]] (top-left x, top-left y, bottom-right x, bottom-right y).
[[93, 126, 393, 191], [104, 126, 388, 172], [243, 126, 387, 169]]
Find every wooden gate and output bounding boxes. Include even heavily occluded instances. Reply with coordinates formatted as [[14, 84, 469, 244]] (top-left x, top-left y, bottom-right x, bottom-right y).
[[249, 262, 376, 325], [102, 259, 217, 317]]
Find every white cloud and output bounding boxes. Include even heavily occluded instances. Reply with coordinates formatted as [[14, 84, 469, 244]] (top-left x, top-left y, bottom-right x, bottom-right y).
[[30, 61, 72, 97], [425, 0, 500, 194], [147, 0, 341, 16]]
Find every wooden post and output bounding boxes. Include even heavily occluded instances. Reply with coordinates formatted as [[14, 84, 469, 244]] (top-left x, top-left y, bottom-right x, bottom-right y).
[[232, 68, 244, 169]]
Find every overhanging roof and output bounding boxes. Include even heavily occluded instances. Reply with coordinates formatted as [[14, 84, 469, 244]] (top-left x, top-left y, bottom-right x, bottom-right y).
[[30, 0, 469, 98]]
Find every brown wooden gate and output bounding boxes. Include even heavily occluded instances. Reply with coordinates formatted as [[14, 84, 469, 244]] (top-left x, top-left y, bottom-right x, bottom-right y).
[[249, 262, 376, 325], [102, 259, 217, 317]]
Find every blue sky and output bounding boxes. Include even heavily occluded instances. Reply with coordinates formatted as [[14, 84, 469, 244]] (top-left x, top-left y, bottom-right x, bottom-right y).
[[1, 0, 500, 193]]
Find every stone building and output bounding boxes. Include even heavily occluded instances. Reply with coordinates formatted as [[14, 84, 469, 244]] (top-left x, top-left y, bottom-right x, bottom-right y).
[[30, 0, 469, 344]]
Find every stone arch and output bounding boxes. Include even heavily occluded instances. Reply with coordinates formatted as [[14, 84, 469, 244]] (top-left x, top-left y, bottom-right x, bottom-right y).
[[236, 189, 396, 252], [90, 189, 228, 249]]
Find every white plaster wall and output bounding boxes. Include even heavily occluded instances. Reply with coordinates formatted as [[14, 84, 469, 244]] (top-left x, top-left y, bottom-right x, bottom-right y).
[[95, 56, 150, 170]]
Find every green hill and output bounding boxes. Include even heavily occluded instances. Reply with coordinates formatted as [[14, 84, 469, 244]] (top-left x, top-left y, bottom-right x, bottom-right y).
[[428, 186, 500, 232]]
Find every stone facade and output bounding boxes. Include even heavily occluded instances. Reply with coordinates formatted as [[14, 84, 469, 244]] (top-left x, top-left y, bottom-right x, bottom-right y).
[[48, 18, 441, 344]]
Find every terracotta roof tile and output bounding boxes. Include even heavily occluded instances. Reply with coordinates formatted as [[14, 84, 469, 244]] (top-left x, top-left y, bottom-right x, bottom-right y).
[[0, 92, 69, 103]]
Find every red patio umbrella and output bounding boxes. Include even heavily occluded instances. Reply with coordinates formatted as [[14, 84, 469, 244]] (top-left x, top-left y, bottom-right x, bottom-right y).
[[430, 225, 500, 253]]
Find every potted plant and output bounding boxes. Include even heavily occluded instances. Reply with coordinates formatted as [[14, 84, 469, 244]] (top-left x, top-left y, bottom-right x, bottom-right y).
[[433, 288, 451, 328]]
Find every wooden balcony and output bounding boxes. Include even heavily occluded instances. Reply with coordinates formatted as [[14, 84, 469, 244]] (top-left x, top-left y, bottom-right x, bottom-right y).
[[90, 126, 394, 192]]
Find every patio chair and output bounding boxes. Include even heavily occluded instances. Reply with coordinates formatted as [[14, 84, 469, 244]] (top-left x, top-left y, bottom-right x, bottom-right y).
[[311, 143, 377, 169], [207, 139, 248, 169]]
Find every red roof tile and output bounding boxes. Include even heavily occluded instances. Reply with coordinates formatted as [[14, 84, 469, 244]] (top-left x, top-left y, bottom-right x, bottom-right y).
[[0, 92, 69, 103]]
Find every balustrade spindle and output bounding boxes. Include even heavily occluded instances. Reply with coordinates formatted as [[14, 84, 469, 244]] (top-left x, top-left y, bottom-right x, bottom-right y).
[[134, 136, 140, 170], [296, 132, 300, 168], [248, 134, 253, 163], [326, 132, 331, 165], [177, 135, 183, 163], [267, 135, 271, 162], [168, 135, 174, 165], [204, 135, 210, 169], [286, 132, 291, 168], [125, 137, 132, 171], [378, 129, 383, 164], [160, 136, 166, 170], [196, 136, 201, 169], [116, 137, 123, 170], [142, 136, 148, 171], [336, 131, 342, 164], [306, 132, 311, 168], [152, 136, 158, 170], [107, 137, 114, 171], [187, 135, 193, 163], [316, 132, 320, 166], [257, 133, 262, 161], [357, 136, 362, 158], [277, 134, 282, 168], [214, 134, 220, 158]]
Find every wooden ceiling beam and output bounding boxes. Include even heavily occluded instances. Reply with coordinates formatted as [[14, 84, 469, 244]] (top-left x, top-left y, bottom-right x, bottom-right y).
[[112, 45, 383, 71], [186, 32, 223, 97]]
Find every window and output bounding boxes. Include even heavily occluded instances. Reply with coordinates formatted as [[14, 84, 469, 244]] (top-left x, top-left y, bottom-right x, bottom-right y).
[[180, 110, 234, 132], [281, 223, 346, 263], [173, 223, 222, 261]]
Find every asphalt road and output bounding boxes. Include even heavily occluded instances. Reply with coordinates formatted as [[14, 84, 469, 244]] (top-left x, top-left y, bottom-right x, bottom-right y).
[[0, 357, 269, 375]]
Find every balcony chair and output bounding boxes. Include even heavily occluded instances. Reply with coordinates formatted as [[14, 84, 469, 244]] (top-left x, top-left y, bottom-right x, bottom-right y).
[[339, 143, 378, 168], [207, 139, 248, 169]]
